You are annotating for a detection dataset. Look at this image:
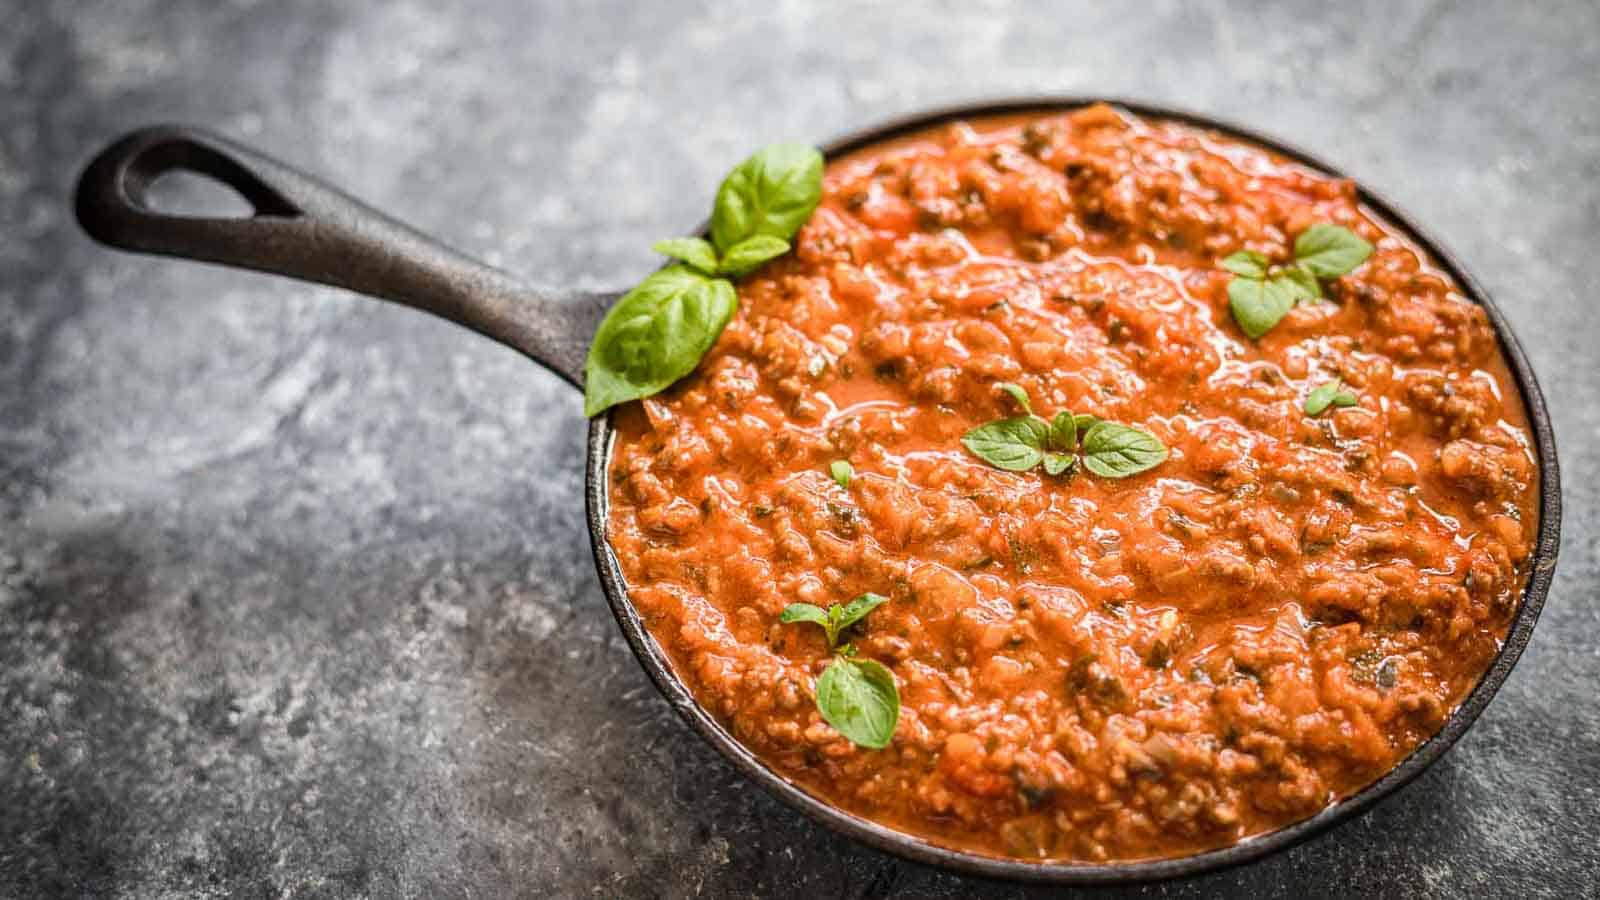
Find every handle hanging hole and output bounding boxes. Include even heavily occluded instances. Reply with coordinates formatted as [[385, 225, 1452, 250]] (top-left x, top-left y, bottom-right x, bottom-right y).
[[143, 169, 257, 220]]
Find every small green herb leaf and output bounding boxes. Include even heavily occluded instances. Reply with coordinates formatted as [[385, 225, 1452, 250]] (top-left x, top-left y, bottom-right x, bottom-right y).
[[1228, 276, 1297, 340], [829, 459, 853, 490], [717, 234, 791, 277], [780, 602, 831, 631], [710, 143, 824, 253], [1043, 452, 1076, 476], [1305, 378, 1361, 415], [831, 593, 888, 635], [1305, 379, 1341, 415], [584, 267, 738, 416], [1073, 413, 1100, 434], [815, 657, 900, 750], [1081, 421, 1168, 479], [997, 382, 1033, 414], [652, 237, 718, 274], [1220, 250, 1269, 278], [961, 416, 1049, 471], [1048, 410, 1078, 451], [1293, 224, 1373, 279], [1280, 262, 1323, 301]]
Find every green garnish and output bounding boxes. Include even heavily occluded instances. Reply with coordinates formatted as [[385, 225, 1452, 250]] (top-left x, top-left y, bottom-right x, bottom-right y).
[[711, 143, 826, 253], [1294, 224, 1376, 279], [961, 417, 1051, 472], [997, 381, 1034, 414], [581, 267, 737, 417], [1080, 421, 1170, 478], [814, 657, 899, 750], [829, 459, 853, 490], [1304, 378, 1359, 416], [960, 383, 1165, 479], [584, 144, 824, 416], [1224, 223, 1372, 340], [1220, 249, 1270, 278], [716, 234, 791, 277], [781, 594, 899, 749], [651, 237, 718, 274], [1048, 410, 1078, 450], [1227, 276, 1300, 340], [781, 593, 886, 648]]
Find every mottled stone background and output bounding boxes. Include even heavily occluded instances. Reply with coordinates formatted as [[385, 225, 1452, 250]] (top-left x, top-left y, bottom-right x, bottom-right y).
[[2, 1, 1596, 897]]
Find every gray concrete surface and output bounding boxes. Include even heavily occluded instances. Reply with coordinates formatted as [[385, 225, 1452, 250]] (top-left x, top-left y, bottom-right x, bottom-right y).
[[2, 1, 1597, 897]]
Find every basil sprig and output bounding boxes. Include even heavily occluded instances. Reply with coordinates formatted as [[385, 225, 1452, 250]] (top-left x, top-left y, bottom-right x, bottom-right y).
[[960, 383, 1166, 479], [1304, 377, 1358, 416], [782, 593, 886, 648], [1224, 223, 1373, 340], [584, 144, 824, 416], [780, 593, 899, 750]]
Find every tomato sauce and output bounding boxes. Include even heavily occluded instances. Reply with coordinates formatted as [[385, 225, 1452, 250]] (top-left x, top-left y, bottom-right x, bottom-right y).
[[604, 105, 1538, 862]]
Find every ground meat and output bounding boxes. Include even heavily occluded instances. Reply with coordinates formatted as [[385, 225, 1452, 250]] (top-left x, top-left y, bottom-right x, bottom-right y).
[[1439, 439, 1532, 503], [605, 106, 1539, 863], [1405, 371, 1502, 438]]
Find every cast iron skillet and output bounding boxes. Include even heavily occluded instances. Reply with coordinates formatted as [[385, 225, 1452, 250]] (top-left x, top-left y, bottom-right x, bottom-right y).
[[74, 98, 1561, 884]]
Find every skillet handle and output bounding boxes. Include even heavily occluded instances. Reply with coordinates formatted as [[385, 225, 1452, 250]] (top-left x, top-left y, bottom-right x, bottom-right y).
[[74, 124, 611, 389]]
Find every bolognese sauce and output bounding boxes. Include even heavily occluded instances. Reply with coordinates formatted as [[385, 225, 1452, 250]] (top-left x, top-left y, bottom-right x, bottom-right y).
[[604, 105, 1537, 862]]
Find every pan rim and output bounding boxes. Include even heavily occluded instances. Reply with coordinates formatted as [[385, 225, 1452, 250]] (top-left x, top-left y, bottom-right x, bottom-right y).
[[581, 95, 1563, 885]]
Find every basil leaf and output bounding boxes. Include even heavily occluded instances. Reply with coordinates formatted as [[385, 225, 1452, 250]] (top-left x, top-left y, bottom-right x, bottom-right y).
[[1278, 264, 1322, 301], [717, 234, 791, 277], [652, 237, 718, 275], [1043, 452, 1075, 476], [1304, 378, 1342, 415], [997, 382, 1033, 414], [584, 267, 738, 416], [815, 657, 899, 750], [829, 459, 853, 490], [1048, 410, 1078, 450], [1081, 421, 1168, 479], [1228, 276, 1297, 340], [710, 143, 824, 253], [1294, 224, 1373, 279], [831, 593, 887, 635], [1332, 390, 1359, 408], [1220, 250, 1268, 278], [961, 416, 1049, 471], [780, 602, 830, 629], [1073, 413, 1100, 434]]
